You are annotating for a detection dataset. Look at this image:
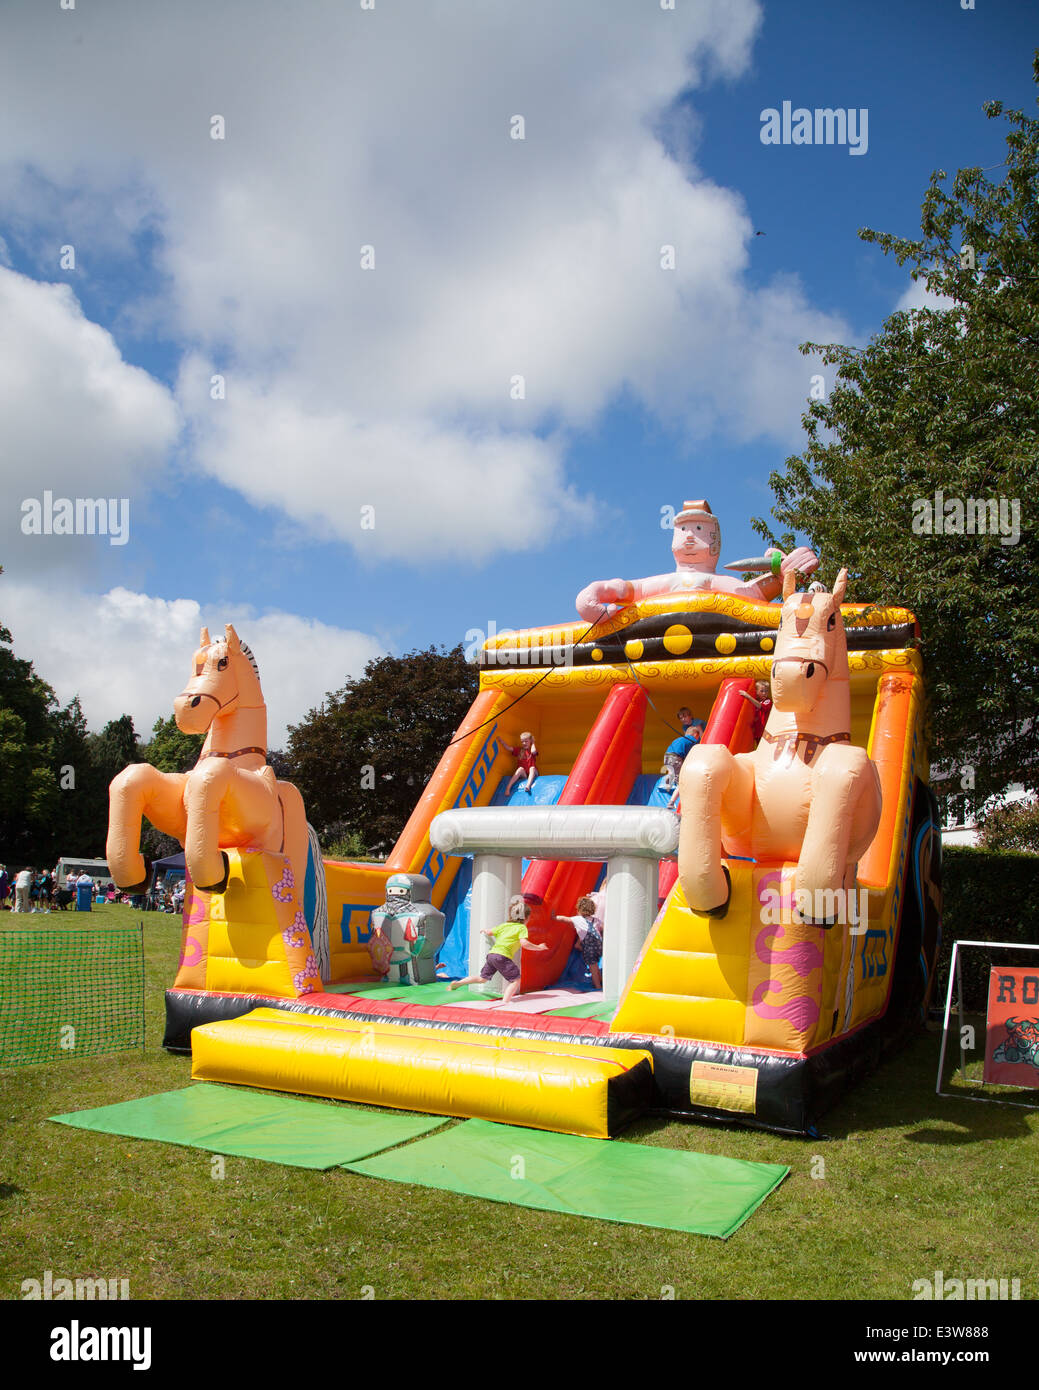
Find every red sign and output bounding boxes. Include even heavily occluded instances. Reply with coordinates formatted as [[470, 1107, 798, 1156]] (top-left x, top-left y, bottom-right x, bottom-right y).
[[983, 966, 1039, 1088]]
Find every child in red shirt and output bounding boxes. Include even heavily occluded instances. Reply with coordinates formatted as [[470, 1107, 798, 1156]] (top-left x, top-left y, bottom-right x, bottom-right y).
[[504, 732, 538, 795]]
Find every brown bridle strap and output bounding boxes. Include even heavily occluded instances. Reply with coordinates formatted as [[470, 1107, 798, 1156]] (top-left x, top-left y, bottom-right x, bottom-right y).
[[198, 747, 266, 760], [760, 730, 850, 766], [177, 689, 223, 708]]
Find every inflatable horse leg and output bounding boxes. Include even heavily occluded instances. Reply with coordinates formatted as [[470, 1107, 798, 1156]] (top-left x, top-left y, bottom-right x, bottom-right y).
[[107, 765, 188, 891], [181, 761, 276, 892], [677, 745, 754, 917], [796, 744, 882, 924]]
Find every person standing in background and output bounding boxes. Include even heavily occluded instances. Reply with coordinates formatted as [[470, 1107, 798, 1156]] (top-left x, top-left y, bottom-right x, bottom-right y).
[[14, 867, 32, 913]]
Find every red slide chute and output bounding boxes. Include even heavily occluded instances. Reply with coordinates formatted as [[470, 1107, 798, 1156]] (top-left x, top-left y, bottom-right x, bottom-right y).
[[520, 683, 646, 991]]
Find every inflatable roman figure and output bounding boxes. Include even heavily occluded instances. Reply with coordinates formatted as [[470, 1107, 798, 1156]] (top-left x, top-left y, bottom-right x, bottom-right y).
[[368, 872, 445, 985], [575, 499, 819, 622]]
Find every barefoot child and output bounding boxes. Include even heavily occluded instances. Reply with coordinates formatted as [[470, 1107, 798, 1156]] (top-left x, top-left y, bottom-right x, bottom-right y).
[[448, 897, 548, 1005], [552, 895, 604, 990], [504, 733, 538, 795]]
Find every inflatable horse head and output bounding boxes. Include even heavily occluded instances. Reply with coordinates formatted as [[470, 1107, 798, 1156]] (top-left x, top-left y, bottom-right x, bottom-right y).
[[769, 567, 849, 722], [678, 565, 882, 924], [174, 625, 263, 738]]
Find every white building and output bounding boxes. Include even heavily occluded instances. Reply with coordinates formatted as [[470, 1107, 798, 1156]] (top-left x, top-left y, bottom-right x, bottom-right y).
[[939, 783, 1035, 848]]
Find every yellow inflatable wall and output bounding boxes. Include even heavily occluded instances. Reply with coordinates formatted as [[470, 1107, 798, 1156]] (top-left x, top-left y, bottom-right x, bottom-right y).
[[174, 848, 322, 999]]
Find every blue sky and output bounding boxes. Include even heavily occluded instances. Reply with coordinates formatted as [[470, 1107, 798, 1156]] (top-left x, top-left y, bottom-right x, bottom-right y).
[[0, 0, 1034, 743]]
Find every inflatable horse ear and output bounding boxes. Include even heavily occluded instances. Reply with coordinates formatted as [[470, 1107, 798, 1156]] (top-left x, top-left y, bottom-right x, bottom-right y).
[[784, 565, 849, 603], [225, 623, 241, 653], [199, 625, 211, 648]]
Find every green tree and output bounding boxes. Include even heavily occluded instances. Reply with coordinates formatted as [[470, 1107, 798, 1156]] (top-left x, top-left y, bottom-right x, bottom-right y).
[[1, 564, 145, 862], [977, 797, 1039, 854], [0, 618, 89, 863], [0, 619, 54, 748], [131, 715, 204, 860], [287, 645, 479, 854], [141, 714, 204, 774], [0, 706, 58, 859], [73, 714, 142, 859], [756, 57, 1039, 808], [46, 695, 96, 857]]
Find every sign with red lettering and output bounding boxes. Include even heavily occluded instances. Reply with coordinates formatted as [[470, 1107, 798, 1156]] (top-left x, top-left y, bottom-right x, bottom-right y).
[[983, 967, 1039, 1088]]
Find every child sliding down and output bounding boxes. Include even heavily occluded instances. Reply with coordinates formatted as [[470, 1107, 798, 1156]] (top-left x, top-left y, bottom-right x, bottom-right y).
[[504, 732, 538, 794], [448, 897, 548, 1005]]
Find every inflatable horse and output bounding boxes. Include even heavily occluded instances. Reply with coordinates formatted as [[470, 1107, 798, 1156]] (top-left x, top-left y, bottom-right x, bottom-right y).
[[106, 625, 309, 898], [677, 568, 882, 926]]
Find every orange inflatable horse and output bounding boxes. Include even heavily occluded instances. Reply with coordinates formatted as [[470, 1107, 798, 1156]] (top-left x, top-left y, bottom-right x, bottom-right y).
[[677, 568, 882, 926], [106, 625, 309, 896]]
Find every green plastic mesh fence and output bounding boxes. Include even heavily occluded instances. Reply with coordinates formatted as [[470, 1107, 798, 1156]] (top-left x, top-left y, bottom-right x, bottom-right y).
[[0, 926, 144, 1066]]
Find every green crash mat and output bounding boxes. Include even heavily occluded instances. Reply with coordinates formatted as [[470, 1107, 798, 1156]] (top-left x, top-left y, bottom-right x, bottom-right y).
[[346, 1118, 789, 1237], [50, 1083, 446, 1169], [324, 980, 487, 1005], [547, 998, 618, 1021]]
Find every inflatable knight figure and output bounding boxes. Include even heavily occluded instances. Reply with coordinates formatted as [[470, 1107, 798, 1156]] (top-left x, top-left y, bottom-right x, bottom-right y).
[[367, 872, 445, 985]]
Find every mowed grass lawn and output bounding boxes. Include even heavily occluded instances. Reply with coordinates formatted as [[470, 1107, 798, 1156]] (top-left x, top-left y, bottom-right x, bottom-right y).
[[1, 902, 1036, 1301]]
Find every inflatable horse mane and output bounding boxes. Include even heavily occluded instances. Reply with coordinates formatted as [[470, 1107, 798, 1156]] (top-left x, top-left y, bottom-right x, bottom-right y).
[[106, 624, 309, 900], [677, 567, 883, 927]]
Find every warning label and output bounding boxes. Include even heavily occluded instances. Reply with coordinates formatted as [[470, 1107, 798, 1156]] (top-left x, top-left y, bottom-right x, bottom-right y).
[[689, 1060, 759, 1114]]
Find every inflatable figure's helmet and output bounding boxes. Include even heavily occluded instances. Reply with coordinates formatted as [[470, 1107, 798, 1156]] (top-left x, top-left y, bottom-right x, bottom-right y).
[[385, 873, 412, 901]]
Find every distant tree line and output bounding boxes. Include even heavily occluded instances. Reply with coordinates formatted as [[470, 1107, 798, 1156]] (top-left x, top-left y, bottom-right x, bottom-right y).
[[284, 645, 479, 857], [0, 612, 205, 866]]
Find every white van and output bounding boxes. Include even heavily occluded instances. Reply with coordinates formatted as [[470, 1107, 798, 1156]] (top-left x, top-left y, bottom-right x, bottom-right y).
[[56, 857, 110, 887]]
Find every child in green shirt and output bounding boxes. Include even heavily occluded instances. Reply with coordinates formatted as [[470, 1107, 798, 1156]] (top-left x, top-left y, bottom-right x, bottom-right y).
[[448, 899, 548, 1005]]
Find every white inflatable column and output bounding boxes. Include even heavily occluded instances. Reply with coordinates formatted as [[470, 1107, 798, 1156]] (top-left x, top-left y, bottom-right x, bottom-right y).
[[430, 806, 678, 999], [602, 854, 658, 999], [469, 853, 523, 998]]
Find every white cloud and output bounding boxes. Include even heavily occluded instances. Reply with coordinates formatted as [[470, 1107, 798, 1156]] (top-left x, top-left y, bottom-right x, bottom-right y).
[[0, 581, 384, 747], [0, 0, 853, 562], [895, 278, 954, 314], [0, 268, 180, 573], [177, 354, 585, 560]]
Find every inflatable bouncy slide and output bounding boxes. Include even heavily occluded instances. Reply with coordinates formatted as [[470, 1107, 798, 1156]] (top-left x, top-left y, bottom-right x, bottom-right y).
[[118, 502, 940, 1139]]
